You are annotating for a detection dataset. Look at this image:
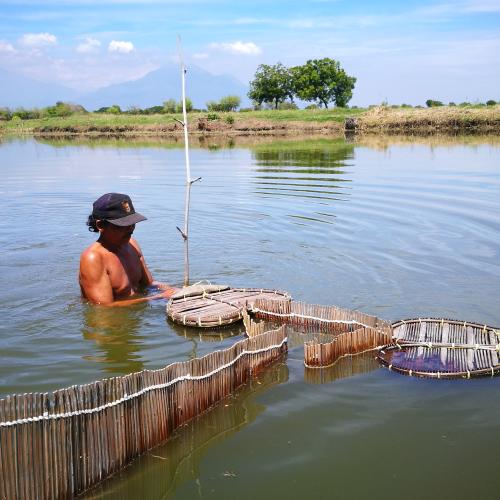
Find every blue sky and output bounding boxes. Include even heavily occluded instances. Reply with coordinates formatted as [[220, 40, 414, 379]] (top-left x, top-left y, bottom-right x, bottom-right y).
[[0, 0, 499, 105]]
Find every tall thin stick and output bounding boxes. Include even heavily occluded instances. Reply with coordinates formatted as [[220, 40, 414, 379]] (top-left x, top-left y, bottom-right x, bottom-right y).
[[176, 36, 201, 287]]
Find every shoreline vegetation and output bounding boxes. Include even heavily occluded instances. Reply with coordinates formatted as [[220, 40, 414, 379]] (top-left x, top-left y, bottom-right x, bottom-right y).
[[1, 105, 499, 137]]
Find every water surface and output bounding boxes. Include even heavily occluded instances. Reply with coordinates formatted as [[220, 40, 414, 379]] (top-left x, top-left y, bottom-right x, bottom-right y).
[[1, 134, 499, 499]]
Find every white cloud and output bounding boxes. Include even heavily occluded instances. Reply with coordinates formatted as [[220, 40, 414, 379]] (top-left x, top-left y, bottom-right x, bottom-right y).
[[20, 32, 57, 47], [0, 40, 16, 53], [209, 41, 262, 55], [193, 52, 209, 60], [108, 40, 134, 53], [76, 37, 101, 54]]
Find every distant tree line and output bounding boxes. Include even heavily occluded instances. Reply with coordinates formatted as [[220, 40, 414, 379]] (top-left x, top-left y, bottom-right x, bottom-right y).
[[0, 102, 87, 121], [248, 58, 357, 109], [0, 97, 497, 121], [426, 99, 498, 107]]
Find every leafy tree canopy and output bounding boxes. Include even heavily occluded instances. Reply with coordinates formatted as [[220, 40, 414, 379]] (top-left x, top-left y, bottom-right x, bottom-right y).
[[248, 63, 293, 109], [291, 58, 356, 108]]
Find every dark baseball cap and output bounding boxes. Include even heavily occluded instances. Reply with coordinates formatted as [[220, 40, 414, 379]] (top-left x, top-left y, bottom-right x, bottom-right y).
[[92, 193, 147, 226]]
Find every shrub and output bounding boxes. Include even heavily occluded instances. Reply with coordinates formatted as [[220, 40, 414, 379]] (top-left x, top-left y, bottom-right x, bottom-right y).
[[219, 95, 241, 112], [425, 99, 444, 107], [107, 105, 122, 114], [163, 99, 176, 113], [12, 108, 38, 119], [459, 102, 471, 107], [207, 112, 220, 121], [277, 101, 298, 110], [448, 102, 456, 106], [144, 105, 164, 114], [206, 100, 220, 112], [239, 107, 253, 112], [0, 108, 12, 120], [225, 115, 234, 125], [175, 98, 193, 113], [486, 100, 496, 106]]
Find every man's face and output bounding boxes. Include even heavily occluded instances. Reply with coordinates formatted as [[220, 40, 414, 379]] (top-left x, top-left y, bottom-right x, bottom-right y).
[[99, 221, 136, 245]]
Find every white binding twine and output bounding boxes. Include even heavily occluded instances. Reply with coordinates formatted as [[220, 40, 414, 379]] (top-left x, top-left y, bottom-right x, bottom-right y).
[[0, 337, 287, 428], [250, 306, 376, 330]]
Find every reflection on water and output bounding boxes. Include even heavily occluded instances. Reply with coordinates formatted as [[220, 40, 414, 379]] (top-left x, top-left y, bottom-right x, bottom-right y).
[[81, 305, 147, 373], [83, 361, 288, 500], [304, 351, 379, 384], [251, 139, 354, 225]]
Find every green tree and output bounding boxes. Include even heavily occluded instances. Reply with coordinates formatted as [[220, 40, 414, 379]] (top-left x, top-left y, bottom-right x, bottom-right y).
[[248, 63, 293, 109], [45, 101, 73, 117], [486, 100, 496, 106], [206, 100, 221, 112], [291, 59, 356, 108], [163, 99, 176, 113], [425, 99, 443, 107], [175, 98, 193, 113], [107, 104, 122, 114], [219, 95, 241, 112]]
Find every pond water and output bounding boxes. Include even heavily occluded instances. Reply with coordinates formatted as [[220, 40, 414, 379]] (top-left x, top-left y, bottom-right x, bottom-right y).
[[1, 134, 500, 499]]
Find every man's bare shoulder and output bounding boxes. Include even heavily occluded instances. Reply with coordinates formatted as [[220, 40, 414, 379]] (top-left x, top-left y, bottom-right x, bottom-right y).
[[80, 242, 107, 266]]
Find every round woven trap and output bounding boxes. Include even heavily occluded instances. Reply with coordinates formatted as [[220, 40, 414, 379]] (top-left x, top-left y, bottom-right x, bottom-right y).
[[377, 318, 500, 378], [167, 284, 290, 328]]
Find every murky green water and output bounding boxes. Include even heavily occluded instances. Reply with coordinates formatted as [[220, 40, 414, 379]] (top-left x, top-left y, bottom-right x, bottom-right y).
[[1, 134, 500, 499]]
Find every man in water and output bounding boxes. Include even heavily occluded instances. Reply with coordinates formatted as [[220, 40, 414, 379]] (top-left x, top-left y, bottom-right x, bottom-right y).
[[79, 193, 178, 306]]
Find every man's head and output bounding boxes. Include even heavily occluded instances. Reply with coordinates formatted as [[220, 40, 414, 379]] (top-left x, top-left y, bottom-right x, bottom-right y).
[[87, 193, 146, 233]]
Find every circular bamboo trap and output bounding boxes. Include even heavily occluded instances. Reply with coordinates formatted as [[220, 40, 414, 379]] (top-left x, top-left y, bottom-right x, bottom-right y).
[[377, 318, 500, 378], [167, 284, 291, 328]]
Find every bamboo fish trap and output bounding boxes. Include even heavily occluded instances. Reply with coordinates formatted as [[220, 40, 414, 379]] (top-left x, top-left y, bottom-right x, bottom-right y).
[[167, 284, 290, 328], [377, 318, 500, 378], [0, 327, 287, 499]]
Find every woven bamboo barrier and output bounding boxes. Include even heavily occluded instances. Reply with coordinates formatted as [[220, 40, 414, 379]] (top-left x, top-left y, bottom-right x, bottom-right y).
[[251, 298, 390, 333], [248, 297, 392, 369], [0, 327, 287, 499], [378, 318, 500, 378], [87, 361, 288, 498], [304, 326, 392, 368]]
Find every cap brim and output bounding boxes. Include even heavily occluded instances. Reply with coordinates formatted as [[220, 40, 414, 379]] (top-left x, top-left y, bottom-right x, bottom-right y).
[[107, 213, 147, 226]]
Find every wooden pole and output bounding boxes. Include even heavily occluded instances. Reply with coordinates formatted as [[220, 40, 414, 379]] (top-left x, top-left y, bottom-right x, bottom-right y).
[[176, 35, 201, 287]]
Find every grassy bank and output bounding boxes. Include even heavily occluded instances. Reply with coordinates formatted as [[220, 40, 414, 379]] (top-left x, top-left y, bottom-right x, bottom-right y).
[[0, 105, 498, 136], [356, 105, 500, 133]]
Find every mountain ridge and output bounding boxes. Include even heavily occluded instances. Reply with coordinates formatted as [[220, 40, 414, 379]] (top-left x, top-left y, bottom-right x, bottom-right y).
[[0, 64, 250, 111]]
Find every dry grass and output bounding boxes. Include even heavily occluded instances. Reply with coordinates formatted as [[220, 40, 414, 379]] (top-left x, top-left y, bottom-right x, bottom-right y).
[[357, 105, 500, 132]]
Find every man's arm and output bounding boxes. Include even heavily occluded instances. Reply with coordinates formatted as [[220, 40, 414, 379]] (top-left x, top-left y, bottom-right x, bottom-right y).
[[130, 238, 179, 298], [79, 250, 115, 305]]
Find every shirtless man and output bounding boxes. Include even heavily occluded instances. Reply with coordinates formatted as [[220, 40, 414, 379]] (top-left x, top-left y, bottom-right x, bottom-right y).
[[79, 193, 178, 306]]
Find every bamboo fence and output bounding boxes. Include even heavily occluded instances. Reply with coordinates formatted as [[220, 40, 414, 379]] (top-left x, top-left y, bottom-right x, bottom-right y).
[[0, 327, 287, 499], [249, 298, 392, 369], [86, 361, 288, 498], [251, 298, 390, 333]]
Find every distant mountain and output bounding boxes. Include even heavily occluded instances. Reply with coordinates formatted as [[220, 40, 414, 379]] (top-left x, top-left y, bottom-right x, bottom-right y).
[[0, 64, 250, 111], [0, 68, 79, 109], [78, 64, 250, 111]]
